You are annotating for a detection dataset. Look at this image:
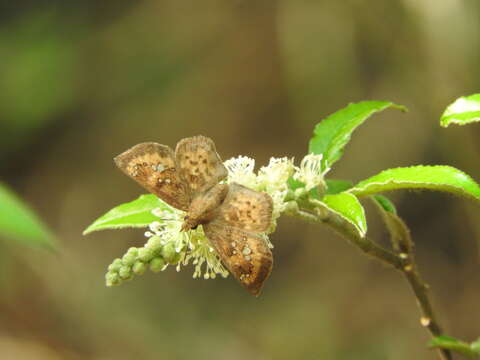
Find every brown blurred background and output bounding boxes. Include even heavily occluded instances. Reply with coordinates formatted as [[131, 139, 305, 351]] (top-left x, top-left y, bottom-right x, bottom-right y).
[[1, 1, 480, 359]]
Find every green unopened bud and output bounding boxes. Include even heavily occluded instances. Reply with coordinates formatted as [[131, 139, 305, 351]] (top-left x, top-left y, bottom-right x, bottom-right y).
[[122, 253, 137, 266], [132, 261, 147, 275], [149, 257, 166, 273], [119, 265, 132, 280], [108, 258, 123, 272], [146, 236, 163, 252], [127, 247, 139, 257], [161, 242, 180, 264], [138, 247, 154, 262], [106, 272, 120, 286]]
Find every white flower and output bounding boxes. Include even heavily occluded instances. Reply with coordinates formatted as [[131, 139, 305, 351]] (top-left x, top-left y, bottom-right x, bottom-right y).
[[257, 157, 295, 193], [149, 206, 228, 279], [224, 156, 258, 189], [256, 157, 294, 233], [181, 228, 229, 279], [293, 153, 326, 191]]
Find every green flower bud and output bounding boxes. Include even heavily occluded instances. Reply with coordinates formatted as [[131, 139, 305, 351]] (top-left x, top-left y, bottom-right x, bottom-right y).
[[132, 261, 147, 275], [108, 258, 123, 272], [122, 253, 137, 266], [161, 242, 181, 264], [138, 247, 155, 262], [149, 257, 166, 273], [119, 265, 132, 280], [106, 272, 121, 286], [127, 247, 139, 257], [146, 236, 163, 252]]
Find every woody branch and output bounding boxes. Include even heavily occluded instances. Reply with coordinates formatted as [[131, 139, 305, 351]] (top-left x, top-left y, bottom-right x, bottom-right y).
[[285, 199, 452, 360]]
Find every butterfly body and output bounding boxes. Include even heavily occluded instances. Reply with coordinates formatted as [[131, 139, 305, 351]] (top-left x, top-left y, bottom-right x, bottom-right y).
[[114, 135, 273, 296], [181, 183, 228, 231]]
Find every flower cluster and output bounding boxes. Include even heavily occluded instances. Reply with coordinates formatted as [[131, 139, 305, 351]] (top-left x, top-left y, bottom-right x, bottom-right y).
[[106, 154, 326, 285], [105, 236, 170, 287]]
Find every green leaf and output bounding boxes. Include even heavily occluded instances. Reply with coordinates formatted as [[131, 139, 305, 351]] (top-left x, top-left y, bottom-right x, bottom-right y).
[[350, 166, 480, 204], [371, 194, 397, 214], [83, 194, 169, 235], [309, 101, 407, 170], [429, 336, 479, 357], [0, 183, 55, 248], [325, 179, 353, 195], [440, 94, 480, 127], [320, 193, 367, 237]]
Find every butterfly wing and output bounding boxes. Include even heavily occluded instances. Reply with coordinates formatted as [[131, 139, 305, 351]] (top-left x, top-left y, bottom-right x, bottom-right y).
[[114, 142, 191, 211], [203, 183, 274, 295], [203, 221, 273, 296], [175, 136, 228, 195], [215, 183, 273, 232]]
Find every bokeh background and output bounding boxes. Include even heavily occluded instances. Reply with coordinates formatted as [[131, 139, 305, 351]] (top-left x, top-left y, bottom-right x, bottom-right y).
[[1, 1, 480, 359]]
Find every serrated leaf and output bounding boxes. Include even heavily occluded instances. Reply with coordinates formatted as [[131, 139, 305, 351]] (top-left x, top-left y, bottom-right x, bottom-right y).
[[440, 94, 480, 127], [350, 166, 480, 203], [309, 101, 407, 171], [0, 183, 55, 249], [372, 194, 397, 214], [319, 193, 367, 237], [326, 179, 353, 195], [83, 194, 169, 235], [429, 336, 479, 357]]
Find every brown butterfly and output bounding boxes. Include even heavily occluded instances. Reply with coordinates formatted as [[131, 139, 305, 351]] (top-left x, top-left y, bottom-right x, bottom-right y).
[[114, 135, 273, 296]]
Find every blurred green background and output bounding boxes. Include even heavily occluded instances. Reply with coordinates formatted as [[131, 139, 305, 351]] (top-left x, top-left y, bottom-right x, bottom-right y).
[[1, 1, 480, 359]]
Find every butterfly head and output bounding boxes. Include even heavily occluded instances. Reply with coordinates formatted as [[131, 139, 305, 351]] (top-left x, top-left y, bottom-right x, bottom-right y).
[[181, 215, 199, 232]]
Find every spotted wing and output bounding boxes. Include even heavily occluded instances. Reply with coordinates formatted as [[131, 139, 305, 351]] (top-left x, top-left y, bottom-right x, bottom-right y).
[[203, 221, 273, 296], [215, 183, 273, 232], [114, 142, 190, 211], [175, 136, 228, 195]]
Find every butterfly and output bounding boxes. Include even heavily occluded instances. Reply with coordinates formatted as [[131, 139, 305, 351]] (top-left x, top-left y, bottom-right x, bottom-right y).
[[114, 135, 273, 296]]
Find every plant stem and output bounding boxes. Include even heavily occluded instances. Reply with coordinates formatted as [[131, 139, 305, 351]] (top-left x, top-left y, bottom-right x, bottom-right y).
[[287, 204, 452, 360], [287, 205, 402, 269], [375, 209, 451, 360]]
